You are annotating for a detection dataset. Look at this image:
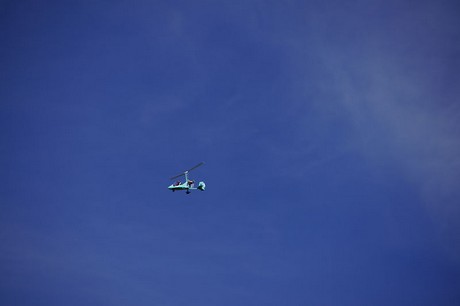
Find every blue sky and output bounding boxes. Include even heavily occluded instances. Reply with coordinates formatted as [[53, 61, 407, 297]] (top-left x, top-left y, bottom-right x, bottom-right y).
[[1, 0, 460, 305]]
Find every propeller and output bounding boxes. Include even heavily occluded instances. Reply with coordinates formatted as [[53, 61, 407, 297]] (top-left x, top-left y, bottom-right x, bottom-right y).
[[186, 162, 205, 172], [169, 162, 205, 180]]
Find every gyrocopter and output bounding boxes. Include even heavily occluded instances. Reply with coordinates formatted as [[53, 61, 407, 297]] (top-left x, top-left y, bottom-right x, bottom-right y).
[[168, 162, 206, 194]]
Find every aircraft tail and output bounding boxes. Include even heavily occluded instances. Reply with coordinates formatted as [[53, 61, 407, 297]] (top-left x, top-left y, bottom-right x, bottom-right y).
[[197, 181, 206, 191]]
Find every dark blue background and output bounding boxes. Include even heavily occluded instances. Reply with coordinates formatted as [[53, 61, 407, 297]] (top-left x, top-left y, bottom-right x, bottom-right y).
[[1, 1, 460, 305]]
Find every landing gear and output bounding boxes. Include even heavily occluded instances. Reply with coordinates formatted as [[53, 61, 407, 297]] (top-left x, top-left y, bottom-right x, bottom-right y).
[[186, 190, 191, 194]]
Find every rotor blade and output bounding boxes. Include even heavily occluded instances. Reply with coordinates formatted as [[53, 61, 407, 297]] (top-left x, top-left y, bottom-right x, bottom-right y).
[[169, 162, 204, 180], [169, 172, 185, 180], [187, 162, 205, 172]]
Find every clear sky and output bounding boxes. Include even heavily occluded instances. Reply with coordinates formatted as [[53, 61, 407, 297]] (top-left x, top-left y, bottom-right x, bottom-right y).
[[1, 0, 460, 305]]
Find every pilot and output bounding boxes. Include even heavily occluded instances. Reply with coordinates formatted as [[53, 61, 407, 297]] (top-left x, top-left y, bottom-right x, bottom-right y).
[[187, 180, 194, 187], [174, 181, 181, 186]]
